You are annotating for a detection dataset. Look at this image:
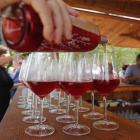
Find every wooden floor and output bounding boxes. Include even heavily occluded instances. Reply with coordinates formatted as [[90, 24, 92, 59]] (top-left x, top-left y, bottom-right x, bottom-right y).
[[0, 86, 140, 140]]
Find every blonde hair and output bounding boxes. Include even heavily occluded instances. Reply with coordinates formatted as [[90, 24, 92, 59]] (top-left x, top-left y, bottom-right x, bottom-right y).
[[0, 45, 9, 56]]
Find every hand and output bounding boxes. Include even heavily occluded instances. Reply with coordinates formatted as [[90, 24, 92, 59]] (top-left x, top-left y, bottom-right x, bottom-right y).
[[10, 54, 20, 61], [23, 0, 79, 44]]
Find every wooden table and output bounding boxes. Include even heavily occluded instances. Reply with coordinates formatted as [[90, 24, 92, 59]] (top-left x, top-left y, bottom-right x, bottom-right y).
[[83, 83, 140, 112], [84, 83, 140, 100], [0, 86, 140, 140]]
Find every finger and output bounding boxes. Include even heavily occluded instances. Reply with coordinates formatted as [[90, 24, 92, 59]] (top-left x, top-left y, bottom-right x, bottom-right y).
[[47, 0, 63, 44], [31, 0, 54, 41], [66, 5, 79, 17], [56, 0, 72, 40]]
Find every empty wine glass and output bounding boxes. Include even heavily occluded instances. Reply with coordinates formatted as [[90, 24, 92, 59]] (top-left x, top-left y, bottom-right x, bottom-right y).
[[61, 52, 93, 136], [18, 60, 31, 109], [25, 52, 59, 137], [92, 53, 120, 131]]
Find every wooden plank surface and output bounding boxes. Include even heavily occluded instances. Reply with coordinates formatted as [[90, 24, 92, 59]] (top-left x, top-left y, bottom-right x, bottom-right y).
[[0, 87, 140, 140]]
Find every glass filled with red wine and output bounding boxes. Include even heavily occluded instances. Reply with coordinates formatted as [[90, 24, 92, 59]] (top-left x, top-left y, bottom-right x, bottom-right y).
[[83, 62, 104, 120], [56, 54, 75, 123], [92, 53, 120, 131], [25, 53, 59, 137], [61, 52, 93, 136]]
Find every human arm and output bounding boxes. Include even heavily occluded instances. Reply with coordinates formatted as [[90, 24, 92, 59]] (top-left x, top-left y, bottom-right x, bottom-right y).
[[0, 0, 79, 44], [12, 83, 23, 89], [124, 76, 140, 83], [0, 55, 19, 66], [124, 66, 140, 82]]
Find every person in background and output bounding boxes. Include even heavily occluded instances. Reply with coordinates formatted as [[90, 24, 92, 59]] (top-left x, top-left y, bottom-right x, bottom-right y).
[[8, 67, 15, 74], [8, 67, 14, 80], [0, 45, 22, 122], [119, 63, 129, 83], [124, 54, 140, 84], [10, 61, 21, 99]]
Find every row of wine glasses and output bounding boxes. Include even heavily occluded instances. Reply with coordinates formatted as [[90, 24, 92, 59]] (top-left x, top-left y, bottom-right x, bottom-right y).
[[18, 52, 120, 137]]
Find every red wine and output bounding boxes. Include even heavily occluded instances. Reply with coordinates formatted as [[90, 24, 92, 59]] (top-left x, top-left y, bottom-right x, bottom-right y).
[[27, 81, 59, 99], [89, 86, 95, 92], [61, 82, 93, 99], [93, 79, 120, 97], [59, 84, 69, 95], [1, 4, 100, 52], [56, 85, 61, 92], [21, 80, 28, 88]]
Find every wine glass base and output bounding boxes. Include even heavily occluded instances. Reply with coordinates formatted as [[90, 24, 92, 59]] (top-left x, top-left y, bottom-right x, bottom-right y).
[[69, 103, 75, 108], [83, 112, 104, 120], [43, 104, 57, 109], [19, 96, 24, 99], [25, 125, 55, 137], [18, 104, 31, 109], [19, 99, 24, 101], [18, 101, 26, 105], [56, 115, 75, 123], [49, 109, 66, 114], [22, 110, 32, 115], [63, 124, 90, 136], [72, 107, 90, 112], [93, 120, 119, 131], [23, 116, 46, 123]]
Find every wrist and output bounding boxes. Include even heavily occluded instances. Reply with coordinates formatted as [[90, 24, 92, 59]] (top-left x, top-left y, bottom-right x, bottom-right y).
[[8, 56, 13, 61]]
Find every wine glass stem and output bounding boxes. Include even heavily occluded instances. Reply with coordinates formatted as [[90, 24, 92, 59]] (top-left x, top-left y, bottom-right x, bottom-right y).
[[66, 95, 70, 115], [103, 96, 107, 122], [35, 95, 37, 110], [49, 93, 51, 108], [39, 99, 43, 126], [69, 94, 72, 104], [58, 91, 61, 110], [75, 99, 79, 127], [92, 92, 94, 113], [26, 88, 29, 105], [64, 92, 66, 101], [31, 92, 35, 118], [80, 96, 82, 108], [22, 88, 26, 102]]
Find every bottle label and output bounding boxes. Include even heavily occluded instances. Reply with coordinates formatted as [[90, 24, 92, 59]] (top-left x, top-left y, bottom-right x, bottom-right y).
[[37, 34, 91, 52]]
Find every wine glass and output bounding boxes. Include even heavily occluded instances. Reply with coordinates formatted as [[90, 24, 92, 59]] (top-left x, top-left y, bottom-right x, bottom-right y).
[[25, 53, 59, 137], [49, 56, 66, 114], [56, 54, 75, 123], [61, 52, 93, 136], [18, 60, 31, 109], [92, 53, 120, 131], [83, 58, 104, 120]]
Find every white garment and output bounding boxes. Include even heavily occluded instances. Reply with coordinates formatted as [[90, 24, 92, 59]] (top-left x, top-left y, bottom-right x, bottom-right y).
[[119, 71, 125, 79]]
